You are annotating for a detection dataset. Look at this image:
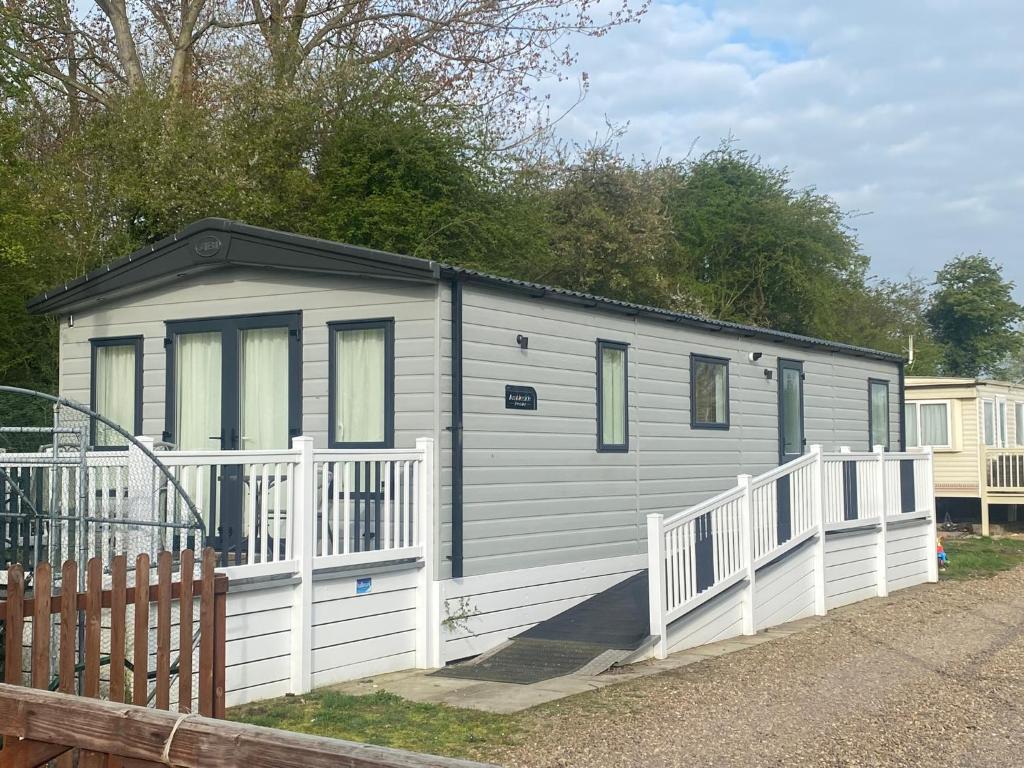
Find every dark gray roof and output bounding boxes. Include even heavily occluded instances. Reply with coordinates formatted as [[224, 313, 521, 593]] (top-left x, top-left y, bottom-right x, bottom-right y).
[[29, 218, 902, 363]]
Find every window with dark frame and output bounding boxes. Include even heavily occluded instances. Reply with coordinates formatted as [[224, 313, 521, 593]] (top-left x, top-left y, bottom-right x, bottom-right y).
[[90, 336, 143, 448], [328, 319, 395, 449], [868, 379, 890, 450], [690, 354, 730, 430], [597, 340, 628, 452]]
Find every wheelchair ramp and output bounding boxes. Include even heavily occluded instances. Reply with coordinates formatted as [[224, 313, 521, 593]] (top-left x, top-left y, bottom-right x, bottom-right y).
[[433, 571, 651, 684]]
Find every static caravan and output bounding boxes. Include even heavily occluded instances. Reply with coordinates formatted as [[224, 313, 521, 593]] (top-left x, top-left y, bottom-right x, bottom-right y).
[[905, 376, 1024, 534], [22, 219, 936, 704]]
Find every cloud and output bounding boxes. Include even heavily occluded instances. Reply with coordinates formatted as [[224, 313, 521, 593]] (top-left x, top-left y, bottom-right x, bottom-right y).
[[547, 0, 1024, 296]]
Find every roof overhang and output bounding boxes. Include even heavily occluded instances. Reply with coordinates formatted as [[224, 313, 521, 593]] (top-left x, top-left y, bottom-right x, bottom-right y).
[[27, 219, 440, 315]]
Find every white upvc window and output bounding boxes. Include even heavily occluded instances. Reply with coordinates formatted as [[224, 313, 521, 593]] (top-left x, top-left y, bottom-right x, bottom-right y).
[[904, 400, 952, 450], [981, 397, 1008, 448]]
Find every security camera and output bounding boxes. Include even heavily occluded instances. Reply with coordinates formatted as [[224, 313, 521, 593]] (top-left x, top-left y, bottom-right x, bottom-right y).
[[748, 351, 763, 362]]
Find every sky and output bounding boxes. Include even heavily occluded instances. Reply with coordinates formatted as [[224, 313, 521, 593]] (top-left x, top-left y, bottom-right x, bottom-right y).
[[546, 0, 1024, 298]]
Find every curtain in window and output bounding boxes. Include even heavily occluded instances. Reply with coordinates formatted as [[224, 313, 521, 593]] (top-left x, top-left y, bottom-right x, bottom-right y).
[[94, 344, 136, 446], [176, 332, 222, 450], [983, 400, 996, 447], [921, 403, 949, 446], [905, 405, 919, 448], [601, 346, 626, 445], [335, 328, 386, 443], [694, 361, 726, 424], [240, 327, 289, 449], [870, 383, 889, 449]]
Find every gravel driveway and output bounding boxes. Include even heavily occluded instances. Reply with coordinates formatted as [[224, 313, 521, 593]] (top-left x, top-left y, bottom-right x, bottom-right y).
[[486, 568, 1024, 767]]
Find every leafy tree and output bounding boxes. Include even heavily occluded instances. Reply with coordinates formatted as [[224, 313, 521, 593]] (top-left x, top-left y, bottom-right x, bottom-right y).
[[663, 145, 869, 335], [926, 254, 1023, 377]]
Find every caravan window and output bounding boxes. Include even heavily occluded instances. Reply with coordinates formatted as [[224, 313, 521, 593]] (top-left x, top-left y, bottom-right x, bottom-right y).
[[90, 337, 143, 448], [1017, 403, 1024, 446], [981, 397, 1007, 448], [869, 380, 890, 450], [690, 355, 730, 429], [328, 319, 394, 448], [904, 401, 951, 449], [597, 340, 629, 452]]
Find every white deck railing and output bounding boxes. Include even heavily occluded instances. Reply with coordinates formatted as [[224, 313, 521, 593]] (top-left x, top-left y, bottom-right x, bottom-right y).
[[0, 437, 435, 581], [985, 448, 1024, 492], [647, 444, 936, 658]]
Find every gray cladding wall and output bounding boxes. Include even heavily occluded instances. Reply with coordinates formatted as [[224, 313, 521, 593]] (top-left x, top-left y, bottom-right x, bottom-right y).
[[444, 283, 902, 578]]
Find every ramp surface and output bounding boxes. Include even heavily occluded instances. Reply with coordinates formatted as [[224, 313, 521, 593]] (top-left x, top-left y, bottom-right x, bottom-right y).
[[433, 571, 650, 684]]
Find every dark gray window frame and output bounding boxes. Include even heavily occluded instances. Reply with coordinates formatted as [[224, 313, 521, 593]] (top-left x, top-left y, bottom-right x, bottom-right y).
[[868, 378, 891, 451], [690, 353, 731, 430], [596, 339, 629, 453], [328, 318, 396, 449], [89, 335, 144, 449]]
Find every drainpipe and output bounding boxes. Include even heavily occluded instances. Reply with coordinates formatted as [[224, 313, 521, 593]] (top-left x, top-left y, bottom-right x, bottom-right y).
[[898, 360, 907, 451], [450, 277, 465, 578]]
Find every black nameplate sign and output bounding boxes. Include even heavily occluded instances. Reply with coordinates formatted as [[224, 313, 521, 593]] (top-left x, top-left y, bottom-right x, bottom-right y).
[[505, 385, 537, 410]]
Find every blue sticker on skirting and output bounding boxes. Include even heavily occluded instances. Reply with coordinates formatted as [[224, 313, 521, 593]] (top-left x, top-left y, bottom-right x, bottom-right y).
[[356, 577, 372, 595]]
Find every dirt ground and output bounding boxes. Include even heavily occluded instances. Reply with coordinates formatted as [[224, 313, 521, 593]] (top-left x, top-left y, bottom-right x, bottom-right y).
[[485, 568, 1024, 767]]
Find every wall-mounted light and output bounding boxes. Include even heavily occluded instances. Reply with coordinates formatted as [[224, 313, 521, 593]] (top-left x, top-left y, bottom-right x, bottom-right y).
[[748, 351, 763, 362], [67, 315, 74, 328], [516, 334, 529, 350], [764, 369, 774, 380]]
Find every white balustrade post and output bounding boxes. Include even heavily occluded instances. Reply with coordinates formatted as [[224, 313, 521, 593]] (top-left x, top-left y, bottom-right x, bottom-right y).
[[924, 446, 939, 583], [810, 445, 827, 616], [874, 445, 889, 598], [415, 437, 441, 669], [646, 513, 668, 659], [289, 435, 315, 694], [737, 474, 756, 635]]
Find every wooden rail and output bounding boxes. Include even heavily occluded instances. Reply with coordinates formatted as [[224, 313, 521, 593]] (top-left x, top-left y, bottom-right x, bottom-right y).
[[1, 548, 226, 718], [0, 684, 495, 768]]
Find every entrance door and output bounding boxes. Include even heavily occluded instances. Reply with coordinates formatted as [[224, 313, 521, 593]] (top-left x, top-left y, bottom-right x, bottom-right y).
[[778, 359, 805, 463], [165, 313, 301, 560]]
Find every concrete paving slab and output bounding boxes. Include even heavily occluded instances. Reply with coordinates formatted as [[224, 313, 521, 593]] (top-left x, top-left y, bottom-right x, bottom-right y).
[[326, 614, 828, 713]]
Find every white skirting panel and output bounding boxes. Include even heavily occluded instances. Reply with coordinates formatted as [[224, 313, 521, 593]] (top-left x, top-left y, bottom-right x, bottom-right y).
[[664, 581, 745, 655], [439, 554, 646, 663], [225, 580, 294, 707], [754, 540, 816, 631], [825, 528, 880, 610], [886, 519, 932, 592], [309, 567, 419, 689]]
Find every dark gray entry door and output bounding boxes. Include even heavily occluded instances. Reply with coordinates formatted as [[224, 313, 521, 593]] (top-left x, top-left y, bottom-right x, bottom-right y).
[[778, 359, 805, 464]]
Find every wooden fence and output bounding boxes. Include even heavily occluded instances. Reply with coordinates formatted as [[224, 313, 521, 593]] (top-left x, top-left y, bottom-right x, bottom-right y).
[[0, 548, 226, 719], [0, 684, 495, 768]]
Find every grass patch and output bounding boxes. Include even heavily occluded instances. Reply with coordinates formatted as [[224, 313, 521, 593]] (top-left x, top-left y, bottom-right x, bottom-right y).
[[229, 689, 519, 759], [942, 536, 1024, 580]]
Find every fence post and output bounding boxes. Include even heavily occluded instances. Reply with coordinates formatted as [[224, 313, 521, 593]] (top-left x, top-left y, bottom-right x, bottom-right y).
[[810, 445, 827, 616], [646, 513, 667, 659], [415, 437, 441, 669], [924, 446, 939, 583], [737, 474, 756, 635], [289, 435, 315, 695], [874, 445, 889, 598]]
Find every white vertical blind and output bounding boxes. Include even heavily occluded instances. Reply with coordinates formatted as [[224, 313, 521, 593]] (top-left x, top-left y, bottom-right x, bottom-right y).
[[240, 327, 290, 449], [334, 327, 386, 444], [94, 344, 136, 446], [175, 332, 222, 450], [601, 345, 626, 446]]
